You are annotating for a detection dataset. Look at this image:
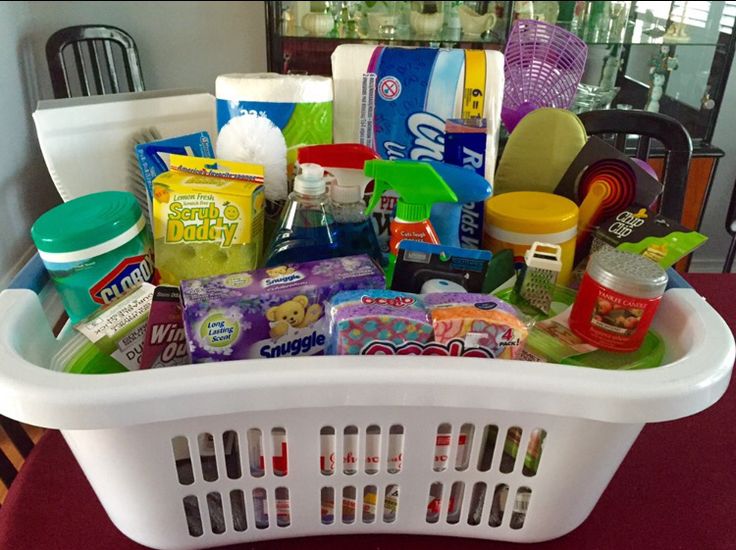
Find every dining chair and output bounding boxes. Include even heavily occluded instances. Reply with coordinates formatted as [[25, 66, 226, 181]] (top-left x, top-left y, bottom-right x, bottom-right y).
[[45, 25, 145, 99], [0, 416, 35, 506], [578, 109, 693, 224]]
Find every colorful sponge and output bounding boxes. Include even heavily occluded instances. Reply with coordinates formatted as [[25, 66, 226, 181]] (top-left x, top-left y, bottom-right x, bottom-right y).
[[425, 293, 529, 359], [327, 290, 433, 355]]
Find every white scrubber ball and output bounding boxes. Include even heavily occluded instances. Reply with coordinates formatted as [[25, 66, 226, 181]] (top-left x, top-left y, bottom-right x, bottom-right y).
[[217, 114, 288, 201]]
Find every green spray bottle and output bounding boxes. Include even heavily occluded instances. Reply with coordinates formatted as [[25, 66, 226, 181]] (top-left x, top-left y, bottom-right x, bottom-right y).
[[364, 160, 458, 285]]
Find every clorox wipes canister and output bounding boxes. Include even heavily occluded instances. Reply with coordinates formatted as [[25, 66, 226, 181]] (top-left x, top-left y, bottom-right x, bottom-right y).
[[31, 191, 154, 322]]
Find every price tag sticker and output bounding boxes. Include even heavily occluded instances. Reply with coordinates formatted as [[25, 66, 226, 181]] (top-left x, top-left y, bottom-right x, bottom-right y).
[[462, 50, 487, 119]]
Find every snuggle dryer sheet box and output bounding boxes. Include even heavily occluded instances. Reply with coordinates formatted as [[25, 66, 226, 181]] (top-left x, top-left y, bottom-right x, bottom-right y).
[[180, 255, 385, 362]]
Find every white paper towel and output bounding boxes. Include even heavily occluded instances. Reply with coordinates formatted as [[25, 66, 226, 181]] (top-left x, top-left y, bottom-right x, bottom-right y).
[[216, 73, 333, 104], [215, 73, 333, 166], [330, 45, 504, 181]]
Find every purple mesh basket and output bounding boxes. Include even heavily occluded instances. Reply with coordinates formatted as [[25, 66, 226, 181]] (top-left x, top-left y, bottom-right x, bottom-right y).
[[502, 19, 588, 132]]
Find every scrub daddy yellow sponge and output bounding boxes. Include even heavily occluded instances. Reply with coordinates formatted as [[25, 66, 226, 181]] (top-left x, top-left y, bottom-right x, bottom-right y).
[[152, 155, 265, 284]]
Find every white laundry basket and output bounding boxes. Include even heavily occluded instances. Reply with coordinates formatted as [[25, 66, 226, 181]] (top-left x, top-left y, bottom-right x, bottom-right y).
[[0, 287, 732, 549]]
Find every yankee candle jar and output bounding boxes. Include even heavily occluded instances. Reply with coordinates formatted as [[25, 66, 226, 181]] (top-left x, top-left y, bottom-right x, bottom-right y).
[[569, 248, 668, 352]]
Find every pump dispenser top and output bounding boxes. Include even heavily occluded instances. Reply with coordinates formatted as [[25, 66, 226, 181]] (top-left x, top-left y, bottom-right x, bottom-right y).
[[293, 163, 327, 195], [264, 162, 340, 267]]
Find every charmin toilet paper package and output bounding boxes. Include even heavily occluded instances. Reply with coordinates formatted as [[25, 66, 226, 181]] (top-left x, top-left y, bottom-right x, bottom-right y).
[[215, 73, 333, 171], [331, 45, 504, 182]]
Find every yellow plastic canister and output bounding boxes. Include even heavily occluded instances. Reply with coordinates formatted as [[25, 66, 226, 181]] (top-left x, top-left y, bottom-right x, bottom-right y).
[[483, 192, 579, 286]]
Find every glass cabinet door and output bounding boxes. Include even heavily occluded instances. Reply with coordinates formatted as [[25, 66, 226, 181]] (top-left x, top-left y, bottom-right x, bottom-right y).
[[267, 1, 736, 143]]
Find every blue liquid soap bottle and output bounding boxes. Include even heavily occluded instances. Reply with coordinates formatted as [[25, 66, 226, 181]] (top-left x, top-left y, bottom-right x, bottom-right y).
[[265, 163, 340, 267], [331, 176, 383, 265]]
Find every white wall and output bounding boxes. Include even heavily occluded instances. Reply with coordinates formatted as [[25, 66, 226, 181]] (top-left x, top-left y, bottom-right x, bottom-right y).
[[26, 1, 267, 98], [692, 56, 736, 272], [0, 1, 267, 286], [0, 2, 60, 287]]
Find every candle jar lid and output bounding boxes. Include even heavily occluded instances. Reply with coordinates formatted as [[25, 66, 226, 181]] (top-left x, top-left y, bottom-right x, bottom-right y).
[[587, 248, 668, 299]]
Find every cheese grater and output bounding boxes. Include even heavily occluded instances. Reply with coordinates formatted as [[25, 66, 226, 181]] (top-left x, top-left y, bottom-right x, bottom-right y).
[[519, 242, 563, 314]]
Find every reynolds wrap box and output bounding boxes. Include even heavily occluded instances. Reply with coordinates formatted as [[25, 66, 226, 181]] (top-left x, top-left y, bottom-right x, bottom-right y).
[[443, 118, 487, 249], [180, 255, 384, 362]]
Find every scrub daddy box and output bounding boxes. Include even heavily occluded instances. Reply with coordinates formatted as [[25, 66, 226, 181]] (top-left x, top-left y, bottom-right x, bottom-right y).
[[152, 155, 265, 284], [180, 255, 384, 362]]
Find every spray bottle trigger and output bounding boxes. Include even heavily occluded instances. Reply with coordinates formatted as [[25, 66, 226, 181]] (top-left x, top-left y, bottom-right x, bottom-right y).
[[365, 179, 389, 215]]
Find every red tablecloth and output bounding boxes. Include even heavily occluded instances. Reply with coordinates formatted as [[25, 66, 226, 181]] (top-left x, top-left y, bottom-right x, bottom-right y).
[[1, 273, 734, 550]]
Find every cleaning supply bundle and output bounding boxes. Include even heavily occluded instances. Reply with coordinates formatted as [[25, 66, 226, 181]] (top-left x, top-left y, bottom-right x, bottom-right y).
[[31, 190, 154, 323], [326, 290, 433, 355], [326, 290, 528, 359], [330, 45, 504, 182], [484, 191, 579, 286], [364, 160, 459, 283], [50, 283, 155, 374], [215, 73, 333, 174], [180, 255, 384, 362], [151, 155, 265, 284], [424, 293, 529, 360], [265, 163, 343, 267], [139, 285, 188, 369], [297, 144, 383, 264], [332, 44, 501, 252]]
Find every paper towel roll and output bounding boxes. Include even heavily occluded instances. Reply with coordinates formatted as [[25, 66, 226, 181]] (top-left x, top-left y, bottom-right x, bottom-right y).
[[216, 73, 333, 103], [215, 73, 333, 168]]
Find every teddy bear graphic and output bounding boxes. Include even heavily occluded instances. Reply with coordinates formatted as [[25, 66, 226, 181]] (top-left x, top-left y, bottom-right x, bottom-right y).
[[265, 265, 296, 278], [266, 295, 323, 339], [339, 257, 363, 271]]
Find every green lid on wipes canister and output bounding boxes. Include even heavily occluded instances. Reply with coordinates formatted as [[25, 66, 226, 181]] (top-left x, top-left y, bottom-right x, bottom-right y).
[[31, 191, 154, 323], [32, 191, 143, 256]]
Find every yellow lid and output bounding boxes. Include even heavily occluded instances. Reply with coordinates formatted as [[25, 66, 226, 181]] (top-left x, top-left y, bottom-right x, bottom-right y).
[[485, 192, 579, 235]]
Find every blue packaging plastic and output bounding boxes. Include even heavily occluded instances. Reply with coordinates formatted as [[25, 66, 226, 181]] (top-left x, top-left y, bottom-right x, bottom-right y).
[[364, 49, 493, 250], [135, 132, 214, 201], [443, 119, 489, 249]]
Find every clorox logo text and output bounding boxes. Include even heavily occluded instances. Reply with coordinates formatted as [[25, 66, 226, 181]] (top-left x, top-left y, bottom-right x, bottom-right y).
[[90, 255, 154, 305]]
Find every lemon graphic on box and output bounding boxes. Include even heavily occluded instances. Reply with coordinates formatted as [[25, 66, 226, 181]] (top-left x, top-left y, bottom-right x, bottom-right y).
[[224, 202, 239, 221]]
